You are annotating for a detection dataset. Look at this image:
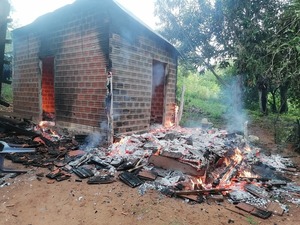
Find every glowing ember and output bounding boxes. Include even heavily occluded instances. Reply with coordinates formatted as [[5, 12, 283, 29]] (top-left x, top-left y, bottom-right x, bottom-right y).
[[240, 170, 258, 178], [165, 120, 174, 128], [231, 148, 243, 164], [154, 147, 161, 156], [244, 145, 251, 152], [191, 177, 204, 190], [39, 121, 55, 129]]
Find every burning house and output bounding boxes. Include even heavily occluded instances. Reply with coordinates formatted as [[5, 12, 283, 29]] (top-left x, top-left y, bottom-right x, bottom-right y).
[[12, 0, 178, 142]]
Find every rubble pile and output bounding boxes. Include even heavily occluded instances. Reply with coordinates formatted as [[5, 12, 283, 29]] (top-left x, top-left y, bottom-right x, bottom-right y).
[[0, 116, 300, 220]]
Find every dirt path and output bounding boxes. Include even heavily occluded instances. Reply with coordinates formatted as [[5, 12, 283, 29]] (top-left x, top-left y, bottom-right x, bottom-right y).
[[1, 122, 300, 225], [1, 170, 299, 225]]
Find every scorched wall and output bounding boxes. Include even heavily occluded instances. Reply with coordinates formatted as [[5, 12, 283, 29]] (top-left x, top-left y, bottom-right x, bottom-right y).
[[12, 0, 178, 138], [13, 5, 110, 131]]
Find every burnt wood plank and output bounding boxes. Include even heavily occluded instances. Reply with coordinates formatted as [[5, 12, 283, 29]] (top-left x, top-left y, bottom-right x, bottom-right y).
[[148, 154, 205, 176]]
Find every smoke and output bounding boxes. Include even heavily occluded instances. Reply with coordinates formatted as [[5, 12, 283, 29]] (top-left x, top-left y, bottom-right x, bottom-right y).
[[100, 120, 109, 132], [152, 62, 165, 89], [80, 121, 109, 151], [81, 131, 102, 151], [222, 75, 248, 133]]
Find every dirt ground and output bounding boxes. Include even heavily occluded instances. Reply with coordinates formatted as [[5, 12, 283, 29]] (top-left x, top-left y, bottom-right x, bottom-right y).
[[1, 121, 300, 225]]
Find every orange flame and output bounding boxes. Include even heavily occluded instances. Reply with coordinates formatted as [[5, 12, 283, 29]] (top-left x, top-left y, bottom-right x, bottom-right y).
[[165, 121, 174, 128], [240, 170, 258, 178], [39, 121, 55, 129], [244, 145, 251, 152], [231, 148, 243, 164]]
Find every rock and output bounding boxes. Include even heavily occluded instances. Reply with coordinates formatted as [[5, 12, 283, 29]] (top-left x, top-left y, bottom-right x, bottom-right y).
[[248, 135, 259, 143]]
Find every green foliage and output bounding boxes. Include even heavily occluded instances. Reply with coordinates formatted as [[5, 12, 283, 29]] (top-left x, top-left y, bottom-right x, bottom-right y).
[[265, 0, 300, 109], [1, 84, 13, 103], [155, 0, 299, 114], [248, 109, 300, 148], [177, 64, 231, 126]]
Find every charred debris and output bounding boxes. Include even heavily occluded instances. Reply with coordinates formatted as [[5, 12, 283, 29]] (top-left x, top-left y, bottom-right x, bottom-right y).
[[0, 114, 300, 220]]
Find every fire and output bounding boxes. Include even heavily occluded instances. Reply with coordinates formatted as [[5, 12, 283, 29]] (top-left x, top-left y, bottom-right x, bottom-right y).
[[165, 120, 174, 128], [191, 177, 204, 190], [175, 105, 179, 114], [35, 120, 61, 141], [154, 147, 161, 156], [224, 157, 231, 166], [38, 121, 55, 129], [231, 148, 243, 164], [240, 170, 258, 178], [244, 145, 251, 152]]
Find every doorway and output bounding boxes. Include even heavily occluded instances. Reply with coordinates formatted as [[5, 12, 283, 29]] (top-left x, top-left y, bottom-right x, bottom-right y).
[[41, 57, 55, 121], [150, 60, 166, 124]]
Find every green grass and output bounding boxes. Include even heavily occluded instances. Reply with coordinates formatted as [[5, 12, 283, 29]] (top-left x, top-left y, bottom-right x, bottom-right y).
[[176, 64, 299, 148], [177, 65, 231, 127], [248, 109, 300, 147], [1, 83, 13, 103]]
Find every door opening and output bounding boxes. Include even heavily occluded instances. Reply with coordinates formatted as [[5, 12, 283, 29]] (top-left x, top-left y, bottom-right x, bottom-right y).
[[151, 60, 166, 124], [41, 57, 55, 121]]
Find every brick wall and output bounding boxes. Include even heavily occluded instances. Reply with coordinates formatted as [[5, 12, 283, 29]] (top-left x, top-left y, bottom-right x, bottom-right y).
[[13, 1, 178, 137], [13, 33, 41, 120], [151, 83, 164, 123], [13, 7, 110, 131], [110, 33, 177, 135]]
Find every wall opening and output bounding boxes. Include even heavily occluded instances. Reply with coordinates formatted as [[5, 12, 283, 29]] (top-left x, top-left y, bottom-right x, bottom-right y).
[[41, 57, 55, 121], [151, 60, 166, 124]]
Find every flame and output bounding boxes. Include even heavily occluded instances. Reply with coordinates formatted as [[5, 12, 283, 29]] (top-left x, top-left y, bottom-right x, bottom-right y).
[[39, 121, 55, 129], [224, 157, 231, 166], [196, 177, 203, 185], [165, 120, 174, 128], [50, 129, 58, 135], [244, 145, 251, 152], [109, 137, 128, 156], [190, 177, 204, 190], [240, 170, 258, 178], [154, 148, 161, 156], [231, 148, 243, 164], [191, 179, 195, 189], [175, 105, 179, 114]]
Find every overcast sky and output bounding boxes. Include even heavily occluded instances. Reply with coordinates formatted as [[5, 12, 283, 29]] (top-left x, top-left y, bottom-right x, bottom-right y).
[[10, 0, 158, 29]]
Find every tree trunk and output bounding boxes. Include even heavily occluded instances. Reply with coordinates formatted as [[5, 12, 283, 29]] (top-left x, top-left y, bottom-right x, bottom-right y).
[[258, 82, 268, 114], [279, 82, 289, 113], [270, 90, 277, 113]]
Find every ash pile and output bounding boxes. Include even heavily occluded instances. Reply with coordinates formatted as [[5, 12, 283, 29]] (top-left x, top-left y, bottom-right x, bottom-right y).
[[1, 116, 300, 220]]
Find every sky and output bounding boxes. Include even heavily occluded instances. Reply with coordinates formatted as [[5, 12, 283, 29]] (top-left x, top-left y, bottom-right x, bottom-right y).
[[10, 0, 158, 29]]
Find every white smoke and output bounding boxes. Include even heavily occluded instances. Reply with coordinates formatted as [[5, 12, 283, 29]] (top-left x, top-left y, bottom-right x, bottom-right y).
[[222, 76, 248, 133], [81, 131, 102, 151]]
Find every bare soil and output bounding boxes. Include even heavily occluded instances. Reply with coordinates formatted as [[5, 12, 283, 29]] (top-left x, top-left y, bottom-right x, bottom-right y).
[[1, 122, 300, 225]]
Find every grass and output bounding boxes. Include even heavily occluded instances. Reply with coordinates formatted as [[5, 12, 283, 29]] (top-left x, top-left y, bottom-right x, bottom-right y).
[[177, 65, 234, 127], [1, 83, 13, 103], [247, 106, 299, 146], [176, 64, 299, 147]]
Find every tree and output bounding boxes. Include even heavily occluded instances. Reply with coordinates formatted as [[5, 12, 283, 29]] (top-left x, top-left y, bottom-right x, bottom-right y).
[[265, 0, 300, 112], [154, 0, 288, 114]]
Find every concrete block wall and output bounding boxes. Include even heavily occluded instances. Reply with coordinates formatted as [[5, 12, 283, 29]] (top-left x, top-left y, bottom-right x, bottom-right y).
[[110, 33, 177, 135], [13, 10, 110, 130], [13, 33, 41, 120], [151, 83, 164, 123], [53, 15, 109, 129], [13, 1, 178, 137]]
